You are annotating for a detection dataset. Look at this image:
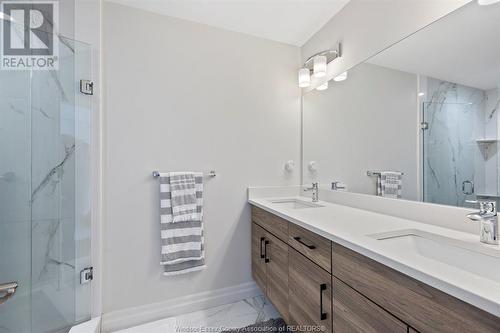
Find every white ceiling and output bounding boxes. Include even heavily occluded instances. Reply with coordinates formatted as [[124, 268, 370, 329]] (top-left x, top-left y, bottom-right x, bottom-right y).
[[369, 2, 500, 91], [106, 0, 350, 46]]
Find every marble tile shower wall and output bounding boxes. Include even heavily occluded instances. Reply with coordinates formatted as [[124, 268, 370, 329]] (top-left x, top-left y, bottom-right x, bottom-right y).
[[423, 77, 499, 207], [0, 41, 79, 332]]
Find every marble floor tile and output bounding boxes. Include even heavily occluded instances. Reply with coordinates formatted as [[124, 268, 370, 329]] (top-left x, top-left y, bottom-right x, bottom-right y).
[[115, 295, 280, 333]]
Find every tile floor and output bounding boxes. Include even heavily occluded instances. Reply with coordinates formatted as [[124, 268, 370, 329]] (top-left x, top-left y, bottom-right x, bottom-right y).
[[116, 295, 280, 333]]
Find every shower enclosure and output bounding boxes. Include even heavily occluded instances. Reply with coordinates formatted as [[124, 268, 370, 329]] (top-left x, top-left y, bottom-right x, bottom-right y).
[[422, 78, 499, 207], [0, 24, 93, 333]]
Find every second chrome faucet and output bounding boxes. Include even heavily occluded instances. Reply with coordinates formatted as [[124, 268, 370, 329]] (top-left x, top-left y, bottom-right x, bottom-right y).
[[466, 200, 499, 245]]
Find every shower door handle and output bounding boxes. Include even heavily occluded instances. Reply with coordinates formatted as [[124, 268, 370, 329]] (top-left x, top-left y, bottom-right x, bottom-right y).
[[462, 180, 474, 195], [0, 282, 18, 305]]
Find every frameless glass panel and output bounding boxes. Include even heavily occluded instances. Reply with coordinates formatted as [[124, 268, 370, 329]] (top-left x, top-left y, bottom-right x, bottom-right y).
[[30, 34, 77, 333], [30, 36, 92, 333], [0, 25, 92, 333]]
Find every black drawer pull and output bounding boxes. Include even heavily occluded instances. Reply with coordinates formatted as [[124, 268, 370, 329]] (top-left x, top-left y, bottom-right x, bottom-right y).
[[260, 237, 265, 259], [320, 283, 327, 320], [264, 240, 270, 263], [293, 236, 316, 249]]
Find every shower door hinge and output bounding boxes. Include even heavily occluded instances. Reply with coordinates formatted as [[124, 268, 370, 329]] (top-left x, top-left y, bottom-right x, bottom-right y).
[[80, 80, 94, 95], [420, 122, 429, 130], [80, 267, 93, 284]]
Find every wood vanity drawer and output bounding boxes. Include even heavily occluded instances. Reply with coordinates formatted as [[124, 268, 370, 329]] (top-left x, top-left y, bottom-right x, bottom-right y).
[[251, 206, 288, 242], [333, 277, 407, 333], [331, 242, 500, 333], [288, 223, 331, 273]]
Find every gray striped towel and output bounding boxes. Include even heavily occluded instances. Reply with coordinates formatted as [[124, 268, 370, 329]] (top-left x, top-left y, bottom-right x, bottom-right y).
[[159, 172, 206, 276], [170, 172, 202, 223], [377, 171, 402, 199]]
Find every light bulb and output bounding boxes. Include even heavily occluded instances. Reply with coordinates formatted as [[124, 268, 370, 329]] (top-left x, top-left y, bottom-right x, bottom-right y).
[[313, 55, 327, 78], [333, 71, 348, 82], [298, 68, 310, 88]]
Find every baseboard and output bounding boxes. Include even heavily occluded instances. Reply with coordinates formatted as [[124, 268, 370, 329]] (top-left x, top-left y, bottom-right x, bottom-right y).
[[69, 317, 101, 333], [101, 281, 261, 332]]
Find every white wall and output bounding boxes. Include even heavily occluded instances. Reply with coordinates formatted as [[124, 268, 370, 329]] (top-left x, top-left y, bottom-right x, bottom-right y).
[[102, 0, 301, 323], [301, 0, 471, 89], [303, 63, 419, 200]]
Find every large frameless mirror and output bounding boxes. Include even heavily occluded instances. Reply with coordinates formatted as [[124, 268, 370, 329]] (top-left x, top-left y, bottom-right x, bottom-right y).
[[302, 1, 500, 208]]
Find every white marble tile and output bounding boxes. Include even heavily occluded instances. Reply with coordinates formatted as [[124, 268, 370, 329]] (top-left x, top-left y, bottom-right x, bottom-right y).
[[115, 295, 280, 333]]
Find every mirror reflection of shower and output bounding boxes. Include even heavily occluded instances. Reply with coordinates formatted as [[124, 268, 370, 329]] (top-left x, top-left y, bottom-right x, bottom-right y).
[[421, 77, 500, 208]]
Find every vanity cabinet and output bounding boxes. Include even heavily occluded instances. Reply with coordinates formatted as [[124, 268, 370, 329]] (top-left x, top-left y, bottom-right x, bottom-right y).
[[289, 248, 332, 333], [250, 205, 500, 333]]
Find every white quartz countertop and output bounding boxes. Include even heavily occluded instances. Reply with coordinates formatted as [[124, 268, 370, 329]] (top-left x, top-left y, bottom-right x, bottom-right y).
[[248, 194, 500, 317]]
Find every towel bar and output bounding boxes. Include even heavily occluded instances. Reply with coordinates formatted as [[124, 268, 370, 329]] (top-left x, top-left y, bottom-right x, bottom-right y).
[[367, 171, 404, 177], [152, 170, 216, 178]]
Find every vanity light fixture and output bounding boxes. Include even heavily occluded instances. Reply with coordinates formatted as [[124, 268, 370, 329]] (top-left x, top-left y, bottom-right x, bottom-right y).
[[298, 43, 342, 89], [333, 71, 348, 82], [478, 0, 500, 5], [298, 68, 311, 88], [316, 81, 328, 91]]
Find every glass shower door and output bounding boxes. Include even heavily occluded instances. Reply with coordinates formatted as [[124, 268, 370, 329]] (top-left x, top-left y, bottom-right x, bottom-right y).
[[0, 33, 92, 333]]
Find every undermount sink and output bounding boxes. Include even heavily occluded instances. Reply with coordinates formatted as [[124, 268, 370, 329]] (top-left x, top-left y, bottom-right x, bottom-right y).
[[268, 198, 324, 209], [368, 229, 500, 282]]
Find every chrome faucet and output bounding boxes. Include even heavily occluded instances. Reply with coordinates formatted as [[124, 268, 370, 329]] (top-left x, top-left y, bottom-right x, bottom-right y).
[[466, 200, 499, 245], [304, 182, 319, 202], [331, 181, 346, 191]]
